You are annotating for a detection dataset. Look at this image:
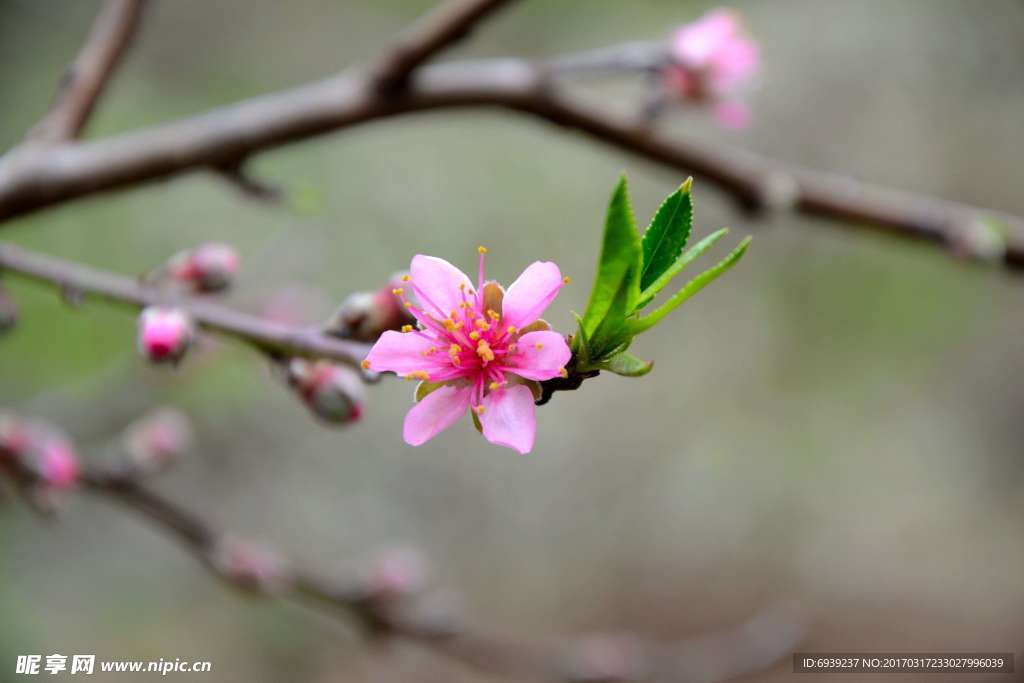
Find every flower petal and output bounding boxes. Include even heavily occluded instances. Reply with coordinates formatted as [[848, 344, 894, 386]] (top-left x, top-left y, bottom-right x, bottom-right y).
[[501, 261, 563, 329], [481, 384, 536, 454], [504, 330, 571, 381], [403, 384, 471, 446], [410, 255, 474, 319], [364, 330, 445, 376]]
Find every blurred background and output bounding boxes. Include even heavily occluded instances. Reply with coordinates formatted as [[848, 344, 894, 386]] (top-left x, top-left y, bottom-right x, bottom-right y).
[[2, 0, 1024, 680]]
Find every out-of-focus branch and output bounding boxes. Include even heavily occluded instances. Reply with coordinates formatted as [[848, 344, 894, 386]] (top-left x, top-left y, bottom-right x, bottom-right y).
[[0, 243, 369, 369], [68, 464, 803, 683], [29, 0, 146, 142], [371, 0, 519, 92], [1, 52, 1022, 269]]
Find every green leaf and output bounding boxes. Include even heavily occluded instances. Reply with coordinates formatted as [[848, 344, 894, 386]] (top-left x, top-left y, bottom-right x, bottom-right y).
[[630, 236, 751, 334], [640, 177, 693, 292], [601, 351, 653, 377], [636, 227, 730, 309], [586, 262, 639, 360], [580, 175, 642, 340]]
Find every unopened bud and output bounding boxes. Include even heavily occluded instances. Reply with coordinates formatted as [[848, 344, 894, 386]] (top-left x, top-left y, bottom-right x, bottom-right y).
[[0, 413, 30, 457], [138, 306, 196, 363], [35, 436, 80, 490], [166, 242, 240, 293], [950, 218, 1007, 263], [365, 546, 429, 602], [288, 359, 365, 424], [124, 408, 194, 472], [325, 272, 414, 342], [211, 538, 289, 593]]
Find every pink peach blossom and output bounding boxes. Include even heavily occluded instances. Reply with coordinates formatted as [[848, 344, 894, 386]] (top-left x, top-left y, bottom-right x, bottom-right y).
[[665, 8, 759, 124], [138, 306, 196, 363], [363, 249, 571, 454]]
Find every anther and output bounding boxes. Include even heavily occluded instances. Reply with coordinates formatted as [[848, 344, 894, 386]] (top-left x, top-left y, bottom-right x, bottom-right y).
[[392, 287, 404, 296], [507, 325, 518, 335], [474, 319, 491, 332], [474, 405, 486, 415], [401, 324, 413, 333], [477, 246, 488, 254], [469, 331, 480, 341], [559, 368, 569, 378], [361, 359, 371, 369], [487, 309, 500, 321], [563, 276, 571, 284]]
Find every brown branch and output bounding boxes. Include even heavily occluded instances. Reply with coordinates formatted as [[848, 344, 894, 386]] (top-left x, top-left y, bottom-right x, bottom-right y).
[[1, 53, 1022, 269], [29, 0, 146, 142], [67, 466, 803, 683], [371, 0, 519, 93], [0, 243, 369, 370]]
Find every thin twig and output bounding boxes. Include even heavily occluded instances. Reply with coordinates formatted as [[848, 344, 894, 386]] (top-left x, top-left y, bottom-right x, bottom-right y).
[[371, 0, 519, 93], [29, 0, 146, 142], [0, 243, 369, 369], [1, 55, 1021, 269], [68, 467, 803, 683]]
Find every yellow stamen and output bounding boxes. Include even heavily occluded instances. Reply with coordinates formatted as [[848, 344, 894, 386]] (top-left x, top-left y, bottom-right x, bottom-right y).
[[559, 368, 569, 378], [474, 318, 491, 332], [474, 405, 486, 415], [487, 309, 500, 321], [506, 325, 518, 335], [477, 246, 488, 254], [469, 330, 480, 341], [452, 356, 462, 366], [392, 287, 404, 296], [476, 339, 494, 362], [361, 359, 371, 369], [401, 274, 411, 282], [488, 380, 508, 392], [563, 276, 571, 285], [401, 324, 413, 333], [449, 344, 461, 355], [404, 370, 430, 381], [534, 342, 544, 351], [403, 301, 413, 308]]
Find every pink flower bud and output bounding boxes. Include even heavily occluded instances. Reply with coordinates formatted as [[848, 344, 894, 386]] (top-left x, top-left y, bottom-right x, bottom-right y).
[[325, 272, 415, 342], [37, 437, 80, 489], [124, 408, 194, 471], [211, 538, 289, 593], [664, 8, 759, 125], [288, 359, 365, 424], [365, 546, 429, 601], [138, 306, 195, 363], [0, 414, 30, 457], [167, 242, 239, 293]]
